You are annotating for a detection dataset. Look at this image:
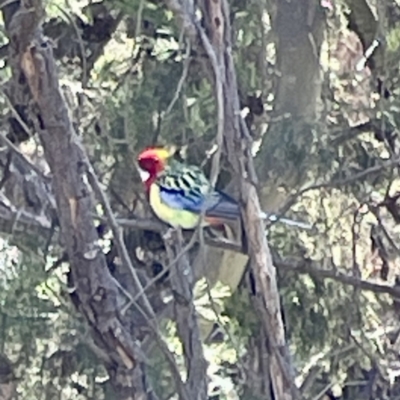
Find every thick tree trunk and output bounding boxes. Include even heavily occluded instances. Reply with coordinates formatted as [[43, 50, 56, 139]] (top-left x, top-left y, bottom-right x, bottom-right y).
[[3, 1, 157, 398]]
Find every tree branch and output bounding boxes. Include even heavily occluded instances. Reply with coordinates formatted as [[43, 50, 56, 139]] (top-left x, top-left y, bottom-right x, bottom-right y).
[[216, 0, 298, 398], [275, 258, 400, 300], [6, 1, 158, 398], [163, 0, 299, 398], [165, 230, 208, 400]]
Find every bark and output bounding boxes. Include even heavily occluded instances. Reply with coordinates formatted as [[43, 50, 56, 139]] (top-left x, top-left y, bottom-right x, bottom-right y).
[[4, 1, 158, 399], [240, 11, 325, 386], [205, 0, 299, 397], [242, 331, 272, 399], [165, 231, 208, 400], [164, 0, 299, 398], [162, 0, 251, 344]]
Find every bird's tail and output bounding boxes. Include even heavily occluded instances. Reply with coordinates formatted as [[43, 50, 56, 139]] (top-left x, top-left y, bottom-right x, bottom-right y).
[[205, 190, 313, 230]]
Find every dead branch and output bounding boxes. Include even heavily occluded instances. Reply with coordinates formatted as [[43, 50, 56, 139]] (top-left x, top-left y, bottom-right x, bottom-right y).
[[212, 0, 298, 398], [163, 0, 299, 398], [5, 1, 159, 398]]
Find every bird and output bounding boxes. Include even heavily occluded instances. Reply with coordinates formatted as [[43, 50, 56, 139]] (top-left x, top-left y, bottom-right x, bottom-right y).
[[137, 146, 312, 231]]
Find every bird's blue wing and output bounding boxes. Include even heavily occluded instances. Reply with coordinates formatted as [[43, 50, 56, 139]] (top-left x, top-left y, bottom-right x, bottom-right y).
[[157, 164, 240, 220], [158, 185, 205, 212]]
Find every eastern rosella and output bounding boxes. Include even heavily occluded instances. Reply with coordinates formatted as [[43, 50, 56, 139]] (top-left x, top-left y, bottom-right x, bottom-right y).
[[137, 147, 311, 230]]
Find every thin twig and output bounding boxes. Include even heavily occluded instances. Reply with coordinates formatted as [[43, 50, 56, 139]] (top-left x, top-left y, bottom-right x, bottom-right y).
[[0, 129, 49, 181], [57, 2, 88, 87], [276, 258, 400, 299], [86, 164, 157, 320], [275, 155, 400, 222], [165, 38, 191, 116], [117, 270, 191, 400], [0, 86, 36, 139], [197, 25, 224, 188], [122, 228, 199, 314], [135, 0, 145, 40]]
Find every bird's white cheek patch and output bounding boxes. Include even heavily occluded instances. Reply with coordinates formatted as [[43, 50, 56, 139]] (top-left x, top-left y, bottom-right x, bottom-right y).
[[138, 169, 150, 182]]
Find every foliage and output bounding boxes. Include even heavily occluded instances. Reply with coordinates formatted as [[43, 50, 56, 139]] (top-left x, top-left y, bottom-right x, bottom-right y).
[[1, 0, 400, 399]]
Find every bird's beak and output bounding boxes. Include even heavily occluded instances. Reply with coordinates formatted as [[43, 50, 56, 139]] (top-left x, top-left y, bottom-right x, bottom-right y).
[[138, 167, 150, 182], [135, 161, 150, 182]]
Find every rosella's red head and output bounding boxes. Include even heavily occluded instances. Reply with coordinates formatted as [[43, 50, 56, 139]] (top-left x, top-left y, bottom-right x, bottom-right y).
[[137, 147, 173, 190]]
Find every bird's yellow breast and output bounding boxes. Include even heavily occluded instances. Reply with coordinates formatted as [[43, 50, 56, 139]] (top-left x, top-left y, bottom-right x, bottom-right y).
[[149, 183, 201, 229]]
